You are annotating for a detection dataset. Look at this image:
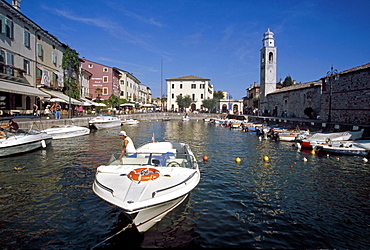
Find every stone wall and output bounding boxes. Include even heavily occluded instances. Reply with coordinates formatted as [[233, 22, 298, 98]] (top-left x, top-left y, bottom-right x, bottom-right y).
[[266, 84, 321, 119], [321, 66, 370, 125]]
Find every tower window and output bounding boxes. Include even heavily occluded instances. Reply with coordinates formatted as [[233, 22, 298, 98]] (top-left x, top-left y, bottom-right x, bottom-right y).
[[269, 52, 273, 63]]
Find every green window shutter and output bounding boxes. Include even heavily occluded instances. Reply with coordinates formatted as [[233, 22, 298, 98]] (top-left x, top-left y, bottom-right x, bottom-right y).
[[0, 14, 5, 34]]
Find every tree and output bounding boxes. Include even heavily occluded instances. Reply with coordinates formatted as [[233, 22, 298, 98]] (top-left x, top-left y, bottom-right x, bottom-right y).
[[176, 95, 192, 111], [213, 91, 224, 99], [62, 47, 80, 99], [202, 98, 217, 113], [95, 88, 102, 102], [282, 75, 293, 87], [106, 94, 120, 109]]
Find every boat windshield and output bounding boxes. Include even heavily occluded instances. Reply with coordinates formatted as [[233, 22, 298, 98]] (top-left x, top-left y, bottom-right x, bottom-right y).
[[107, 152, 196, 169]]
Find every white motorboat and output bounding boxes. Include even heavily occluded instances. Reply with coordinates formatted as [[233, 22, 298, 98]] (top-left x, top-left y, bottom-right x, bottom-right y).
[[0, 117, 52, 157], [89, 115, 121, 129], [92, 141, 200, 233], [299, 129, 364, 149], [121, 118, 139, 125], [42, 125, 90, 139], [316, 140, 370, 156], [182, 116, 190, 121]]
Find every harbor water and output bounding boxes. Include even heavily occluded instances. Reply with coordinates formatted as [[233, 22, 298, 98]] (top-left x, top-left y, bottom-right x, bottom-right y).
[[0, 120, 369, 249]]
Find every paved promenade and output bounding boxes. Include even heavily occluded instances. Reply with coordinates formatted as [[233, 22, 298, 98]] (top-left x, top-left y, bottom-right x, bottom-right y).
[[7, 112, 370, 138]]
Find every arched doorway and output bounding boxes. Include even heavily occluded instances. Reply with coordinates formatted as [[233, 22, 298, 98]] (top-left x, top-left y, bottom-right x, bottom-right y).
[[191, 103, 196, 111]]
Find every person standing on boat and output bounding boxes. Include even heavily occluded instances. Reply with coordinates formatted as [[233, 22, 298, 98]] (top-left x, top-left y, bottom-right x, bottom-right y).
[[118, 131, 136, 159]]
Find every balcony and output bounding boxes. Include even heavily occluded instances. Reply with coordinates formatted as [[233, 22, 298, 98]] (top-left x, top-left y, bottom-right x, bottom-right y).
[[0, 62, 27, 84]]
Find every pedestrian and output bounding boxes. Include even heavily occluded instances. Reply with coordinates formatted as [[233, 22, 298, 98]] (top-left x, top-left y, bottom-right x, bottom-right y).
[[118, 131, 136, 160], [33, 103, 38, 116], [44, 105, 51, 119], [78, 106, 83, 116], [55, 102, 61, 119]]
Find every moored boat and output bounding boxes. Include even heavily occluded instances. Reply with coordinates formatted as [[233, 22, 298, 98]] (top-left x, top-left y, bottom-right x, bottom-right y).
[[89, 115, 121, 129], [0, 117, 52, 157], [121, 118, 139, 125], [299, 129, 364, 149], [316, 140, 370, 156], [92, 141, 200, 232], [42, 125, 90, 139]]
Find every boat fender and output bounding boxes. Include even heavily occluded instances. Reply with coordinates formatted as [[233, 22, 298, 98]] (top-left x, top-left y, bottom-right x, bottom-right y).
[[128, 168, 160, 182], [41, 140, 46, 148]]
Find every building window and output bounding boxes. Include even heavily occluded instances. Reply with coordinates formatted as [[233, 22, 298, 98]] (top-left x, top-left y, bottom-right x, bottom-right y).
[[172, 93, 174, 99], [191, 84, 196, 89], [192, 94, 195, 101], [180, 84, 183, 89], [103, 67, 108, 72], [2, 16, 14, 39], [200, 84, 205, 89], [120, 80, 124, 85], [268, 52, 273, 63], [201, 94, 204, 99], [52, 72, 58, 86], [102, 87, 108, 95], [24, 27, 30, 48], [23, 59, 30, 75], [103, 76, 108, 83], [5, 51, 14, 75], [52, 52, 57, 65], [172, 84, 174, 89], [88, 64, 93, 68], [37, 43, 43, 60]]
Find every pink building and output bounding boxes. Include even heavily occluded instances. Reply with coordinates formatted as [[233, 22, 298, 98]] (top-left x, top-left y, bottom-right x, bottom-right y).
[[80, 58, 120, 101]]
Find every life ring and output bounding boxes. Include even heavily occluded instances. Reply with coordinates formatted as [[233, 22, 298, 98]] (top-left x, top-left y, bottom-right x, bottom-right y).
[[128, 168, 160, 182]]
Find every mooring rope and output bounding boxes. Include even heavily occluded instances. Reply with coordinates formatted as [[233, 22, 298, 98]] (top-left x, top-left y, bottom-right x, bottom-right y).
[[90, 223, 133, 249]]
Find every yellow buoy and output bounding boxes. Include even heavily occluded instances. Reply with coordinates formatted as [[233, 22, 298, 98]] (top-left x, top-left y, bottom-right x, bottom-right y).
[[235, 157, 241, 163], [311, 150, 316, 155], [263, 156, 269, 162]]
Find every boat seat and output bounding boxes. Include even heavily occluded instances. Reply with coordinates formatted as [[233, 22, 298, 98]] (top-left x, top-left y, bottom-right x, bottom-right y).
[[165, 158, 187, 167]]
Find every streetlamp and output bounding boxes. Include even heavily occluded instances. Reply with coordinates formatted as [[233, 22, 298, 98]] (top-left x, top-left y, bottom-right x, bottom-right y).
[[326, 66, 338, 123], [64, 68, 72, 119]]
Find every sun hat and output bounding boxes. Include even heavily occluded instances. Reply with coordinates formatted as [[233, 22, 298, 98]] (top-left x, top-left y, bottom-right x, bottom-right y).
[[119, 131, 127, 136]]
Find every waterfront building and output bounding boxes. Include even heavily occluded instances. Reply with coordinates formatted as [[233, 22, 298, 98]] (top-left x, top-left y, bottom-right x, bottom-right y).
[[166, 75, 213, 112], [80, 58, 120, 101], [0, 0, 68, 115], [114, 68, 140, 103]]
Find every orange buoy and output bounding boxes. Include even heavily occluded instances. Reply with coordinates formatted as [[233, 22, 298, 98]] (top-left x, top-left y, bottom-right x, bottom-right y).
[[203, 155, 209, 162]]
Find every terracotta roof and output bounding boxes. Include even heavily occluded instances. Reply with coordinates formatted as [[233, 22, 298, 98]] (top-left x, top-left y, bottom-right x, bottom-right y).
[[165, 75, 210, 81], [269, 80, 321, 94]]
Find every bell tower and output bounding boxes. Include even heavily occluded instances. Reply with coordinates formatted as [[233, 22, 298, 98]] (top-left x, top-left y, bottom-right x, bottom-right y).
[[260, 28, 277, 111]]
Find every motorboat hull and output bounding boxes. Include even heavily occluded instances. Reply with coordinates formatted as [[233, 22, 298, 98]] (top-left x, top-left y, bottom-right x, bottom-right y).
[[0, 134, 52, 157], [89, 116, 121, 129], [92, 141, 200, 232], [42, 125, 90, 139]]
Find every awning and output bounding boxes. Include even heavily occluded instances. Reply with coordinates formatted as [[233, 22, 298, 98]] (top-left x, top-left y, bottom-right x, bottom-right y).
[[81, 97, 106, 106], [40, 88, 84, 105], [0, 81, 50, 97]]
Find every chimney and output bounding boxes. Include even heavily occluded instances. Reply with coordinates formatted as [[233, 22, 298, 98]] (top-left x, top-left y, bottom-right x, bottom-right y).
[[12, 0, 21, 11]]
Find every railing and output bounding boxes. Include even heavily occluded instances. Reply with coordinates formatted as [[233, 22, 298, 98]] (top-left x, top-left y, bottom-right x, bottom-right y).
[[0, 62, 26, 79]]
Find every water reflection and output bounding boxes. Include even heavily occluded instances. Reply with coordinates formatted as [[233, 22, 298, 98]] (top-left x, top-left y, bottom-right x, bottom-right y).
[[0, 120, 369, 249]]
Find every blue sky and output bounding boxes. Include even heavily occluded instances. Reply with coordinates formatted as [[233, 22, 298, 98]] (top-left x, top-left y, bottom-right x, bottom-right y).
[[17, 0, 370, 100]]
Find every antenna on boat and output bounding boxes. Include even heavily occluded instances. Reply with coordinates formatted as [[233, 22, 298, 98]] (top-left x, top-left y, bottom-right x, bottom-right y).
[[151, 133, 155, 143]]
